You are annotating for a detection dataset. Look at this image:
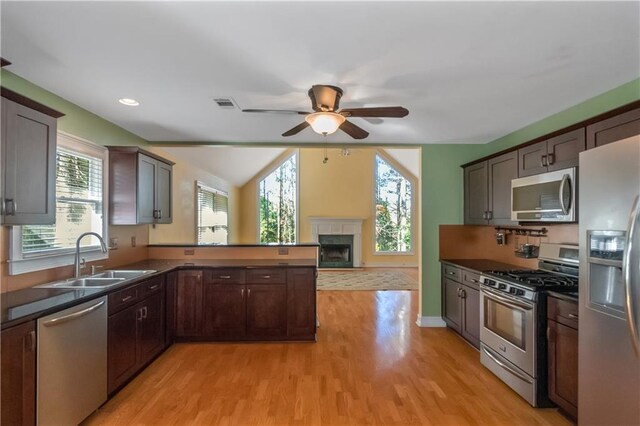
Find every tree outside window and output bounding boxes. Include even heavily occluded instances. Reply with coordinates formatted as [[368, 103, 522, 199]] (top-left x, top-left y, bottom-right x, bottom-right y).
[[259, 154, 297, 244], [375, 155, 412, 253]]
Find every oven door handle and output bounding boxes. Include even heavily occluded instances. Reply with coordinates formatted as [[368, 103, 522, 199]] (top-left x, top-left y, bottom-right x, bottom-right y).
[[482, 287, 533, 311], [482, 346, 534, 384]]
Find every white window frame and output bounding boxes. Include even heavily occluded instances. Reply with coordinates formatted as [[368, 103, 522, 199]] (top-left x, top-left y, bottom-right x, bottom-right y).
[[256, 150, 299, 244], [372, 151, 415, 256], [9, 131, 109, 275], [195, 181, 229, 245]]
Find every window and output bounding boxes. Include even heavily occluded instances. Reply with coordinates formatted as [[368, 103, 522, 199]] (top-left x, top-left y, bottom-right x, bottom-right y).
[[196, 183, 228, 245], [374, 154, 413, 253], [9, 133, 108, 275], [258, 153, 297, 244]]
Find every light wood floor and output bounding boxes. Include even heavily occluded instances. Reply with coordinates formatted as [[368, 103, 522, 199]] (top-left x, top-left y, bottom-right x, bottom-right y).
[[84, 291, 571, 426]]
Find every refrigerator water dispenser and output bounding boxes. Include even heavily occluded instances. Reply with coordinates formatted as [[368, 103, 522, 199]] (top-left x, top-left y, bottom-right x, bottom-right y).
[[587, 230, 626, 318]]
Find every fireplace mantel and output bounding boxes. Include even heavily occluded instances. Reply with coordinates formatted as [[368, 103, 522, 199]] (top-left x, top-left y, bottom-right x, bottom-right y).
[[309, 217, 364, 268]]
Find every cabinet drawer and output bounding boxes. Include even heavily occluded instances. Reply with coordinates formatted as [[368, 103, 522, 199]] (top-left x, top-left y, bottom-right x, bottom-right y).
[[109, 285, 139, 315], [246, 268, 287, 284], [140, 276, 164, 298], [442, 265, 461, 282], [205, 269, 246, 285], [462, 270, 481, 289], [548, 296, 579, 329]]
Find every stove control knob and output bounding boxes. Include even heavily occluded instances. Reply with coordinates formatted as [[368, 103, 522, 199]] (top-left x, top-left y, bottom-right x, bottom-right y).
[[485, 279, 496, 286], [498, 283, 507, 290], [516, 289, 525, 296], [509, 287, 516, 294]]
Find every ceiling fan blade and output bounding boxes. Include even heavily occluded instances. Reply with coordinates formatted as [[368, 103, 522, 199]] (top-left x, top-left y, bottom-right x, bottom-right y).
[[282, 122, 310, 137], [339, 120, 369, 140], [242, 109, 309, 115], [340, 106, 409, 118]]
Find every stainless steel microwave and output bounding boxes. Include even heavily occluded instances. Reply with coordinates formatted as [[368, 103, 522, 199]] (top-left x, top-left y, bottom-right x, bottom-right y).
[[511, 167, 576, 222]]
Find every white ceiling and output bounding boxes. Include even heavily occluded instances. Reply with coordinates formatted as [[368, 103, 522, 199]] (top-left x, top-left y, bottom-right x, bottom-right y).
[[1, 1, 638, 145], [160, 146, 286, 187]]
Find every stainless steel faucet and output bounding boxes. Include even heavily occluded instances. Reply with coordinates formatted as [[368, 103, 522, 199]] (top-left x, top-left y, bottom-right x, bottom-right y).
[[74, 232, 108, 278]]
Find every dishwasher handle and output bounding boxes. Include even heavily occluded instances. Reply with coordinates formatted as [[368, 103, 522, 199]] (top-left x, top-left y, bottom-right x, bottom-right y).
[[42, 300, 105, 327]]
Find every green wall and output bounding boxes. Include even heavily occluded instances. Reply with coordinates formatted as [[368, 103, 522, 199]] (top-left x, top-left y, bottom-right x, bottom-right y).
[[0, 70, 148, 147], [419, 77, 640, 318]]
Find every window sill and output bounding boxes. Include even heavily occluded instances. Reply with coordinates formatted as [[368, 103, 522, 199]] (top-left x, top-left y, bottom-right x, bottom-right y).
[[8, 249, 109, 276], [373, 251, 415, 256]]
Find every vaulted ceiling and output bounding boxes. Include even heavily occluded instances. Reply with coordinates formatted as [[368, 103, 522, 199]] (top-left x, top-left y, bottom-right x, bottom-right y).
[[1, 1, 638, 145]]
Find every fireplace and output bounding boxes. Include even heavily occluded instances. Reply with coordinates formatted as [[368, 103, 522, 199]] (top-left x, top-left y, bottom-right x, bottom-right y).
[[318, 234, 353, 268]]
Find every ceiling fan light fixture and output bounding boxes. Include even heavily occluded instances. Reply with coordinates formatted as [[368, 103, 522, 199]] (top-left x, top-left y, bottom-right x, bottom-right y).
[[305, 112, 345, 136]]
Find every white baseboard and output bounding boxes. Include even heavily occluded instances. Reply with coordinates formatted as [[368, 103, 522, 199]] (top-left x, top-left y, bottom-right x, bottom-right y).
[[415, 315, 447, 327]]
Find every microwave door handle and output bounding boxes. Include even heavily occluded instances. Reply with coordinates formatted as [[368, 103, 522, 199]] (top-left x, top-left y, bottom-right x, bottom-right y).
[[623, 194, 640, 357], [558, 173, 570, 215]]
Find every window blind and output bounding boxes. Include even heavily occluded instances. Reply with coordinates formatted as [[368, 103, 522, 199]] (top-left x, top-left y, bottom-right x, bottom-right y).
[[22, 148, 104, 254], [197, 184, 228, 245]]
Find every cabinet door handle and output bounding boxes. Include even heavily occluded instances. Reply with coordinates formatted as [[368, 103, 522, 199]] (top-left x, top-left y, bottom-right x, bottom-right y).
[[248, 289, 251, 297], [137, 308, 143, 321], [568, 313, 579, 319], [241, 288, 244, 299], [5, 199, 16, 216], [220, 275, 231, 279], [142, 306, 148, 319], [121, 295, 133, 303], [456, 288, 461, 297], [482, 211, 488, 220], [25, 330, 36, 352], [261, 275, 271, 279], [461, 289, 466, 299], [158, 210, 162, 219], [148, 284, 159, 290], [547, 326, 551, 340], [487, 211, 493, 220], [547, 153, 555, 165], [470, 279, 479, 283], [447, 271, 455, 276], [541, 155, 548, 167], [152, 210, 158, 219]]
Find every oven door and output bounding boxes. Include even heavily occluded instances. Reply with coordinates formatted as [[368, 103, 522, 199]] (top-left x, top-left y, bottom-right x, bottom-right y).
[[480, 286, 536, 377]]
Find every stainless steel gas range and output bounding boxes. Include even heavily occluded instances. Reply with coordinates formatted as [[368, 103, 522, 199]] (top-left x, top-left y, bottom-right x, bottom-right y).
[[479, 243, 579, 407]]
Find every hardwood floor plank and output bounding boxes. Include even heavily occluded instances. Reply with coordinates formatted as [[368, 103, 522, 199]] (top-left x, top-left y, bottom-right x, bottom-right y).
[[84, 291, 571, 426]]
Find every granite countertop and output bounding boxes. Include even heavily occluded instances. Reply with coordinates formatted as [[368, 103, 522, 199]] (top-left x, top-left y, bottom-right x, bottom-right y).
[[148, 243, 320, 248], [1, 258, 318, 329], [440, 259, 525, 272]]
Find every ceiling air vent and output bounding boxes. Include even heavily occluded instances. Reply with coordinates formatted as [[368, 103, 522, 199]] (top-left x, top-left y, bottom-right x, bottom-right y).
[[213, 98, 237, 109]]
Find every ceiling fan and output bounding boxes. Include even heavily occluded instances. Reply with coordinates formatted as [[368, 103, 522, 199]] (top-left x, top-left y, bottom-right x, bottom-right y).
[[242, 85, 409, 140]]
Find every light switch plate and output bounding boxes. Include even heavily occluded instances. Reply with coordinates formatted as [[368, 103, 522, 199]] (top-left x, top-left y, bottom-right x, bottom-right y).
[[131, 236, 136, 247]]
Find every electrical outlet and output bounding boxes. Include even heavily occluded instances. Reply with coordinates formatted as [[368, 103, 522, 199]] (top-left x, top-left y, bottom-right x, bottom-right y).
[[109, 237, 118, 250], [130, 236, 136, 247], [184, 249, 195, 256], [278, 247, 289, 255]]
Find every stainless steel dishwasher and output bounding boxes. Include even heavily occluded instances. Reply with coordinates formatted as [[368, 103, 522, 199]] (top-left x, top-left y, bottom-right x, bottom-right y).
[[37, 296, 107, 425]]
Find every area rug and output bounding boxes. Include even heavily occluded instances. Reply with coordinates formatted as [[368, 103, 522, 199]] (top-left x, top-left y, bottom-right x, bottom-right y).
[[317, 270, 418, 291]]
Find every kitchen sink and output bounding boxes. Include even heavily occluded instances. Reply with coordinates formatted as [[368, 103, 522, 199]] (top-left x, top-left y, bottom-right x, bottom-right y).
[[40, 278, 126, 289], [92, 270, 156, 280], [37, 270, 157, 289]]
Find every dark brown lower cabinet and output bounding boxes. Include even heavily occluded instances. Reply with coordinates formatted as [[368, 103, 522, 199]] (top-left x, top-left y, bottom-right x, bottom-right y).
[[246, 284, 287, 339], [1, 321, 36, 426], [202, 283, 247, 338], [441, 263, 480, 349], [286, 268, 317, 339], [174, 267, 316, 342], [108, 281, 165, 394], [548, 296, 578, 420]]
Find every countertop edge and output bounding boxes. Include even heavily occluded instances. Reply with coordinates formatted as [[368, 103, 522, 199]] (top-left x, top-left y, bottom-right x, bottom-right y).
[[148, 243, 320, 248]]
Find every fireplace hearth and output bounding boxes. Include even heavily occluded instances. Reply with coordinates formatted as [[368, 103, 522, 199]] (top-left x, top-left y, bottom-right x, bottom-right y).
[[318, 234, 353, 268]]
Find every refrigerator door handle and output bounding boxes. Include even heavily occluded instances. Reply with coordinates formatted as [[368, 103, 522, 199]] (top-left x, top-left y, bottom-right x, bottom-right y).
[[623, 194, 640, 357]]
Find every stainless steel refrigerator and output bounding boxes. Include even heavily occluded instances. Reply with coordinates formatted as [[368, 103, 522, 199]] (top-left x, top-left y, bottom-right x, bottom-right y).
[[579, 134, 640, 425]]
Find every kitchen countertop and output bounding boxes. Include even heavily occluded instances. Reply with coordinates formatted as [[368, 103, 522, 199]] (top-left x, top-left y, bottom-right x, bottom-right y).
[[440, 259, 525, 272], [148, 243, 320, 248], [1, 258, 318, 330]]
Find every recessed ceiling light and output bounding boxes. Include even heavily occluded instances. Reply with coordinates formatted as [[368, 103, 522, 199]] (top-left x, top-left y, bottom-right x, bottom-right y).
[[118, 98, 139, 106]]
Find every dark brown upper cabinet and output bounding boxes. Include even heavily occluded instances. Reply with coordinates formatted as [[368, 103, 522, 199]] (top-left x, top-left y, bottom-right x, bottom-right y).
[[518, 128, 585, 177], [586, 107, 640, 150], [107, 146, 174, 225], [1, 96, 60, 225], [464, 151, 517, 225]]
